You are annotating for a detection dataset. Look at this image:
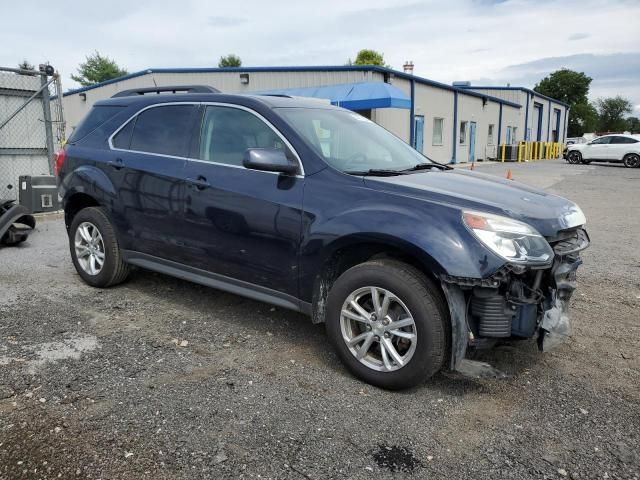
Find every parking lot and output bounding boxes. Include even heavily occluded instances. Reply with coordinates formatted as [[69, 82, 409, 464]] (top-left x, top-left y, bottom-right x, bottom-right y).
[[1, 159, 639, 479]]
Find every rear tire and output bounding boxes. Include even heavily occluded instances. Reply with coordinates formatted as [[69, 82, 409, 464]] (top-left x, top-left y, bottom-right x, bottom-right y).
[[623, 153, 640, 168], [567, 151, 582, 164], [69, 207, 129, 288], [325, 259, 449, 389]]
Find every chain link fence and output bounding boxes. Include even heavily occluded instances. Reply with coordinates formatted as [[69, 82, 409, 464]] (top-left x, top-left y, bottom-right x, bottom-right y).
[[0, 65, 65, 200]]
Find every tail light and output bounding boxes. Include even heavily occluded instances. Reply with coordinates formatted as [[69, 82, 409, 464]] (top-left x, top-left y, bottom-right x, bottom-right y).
[[54, 149, 66, 176]]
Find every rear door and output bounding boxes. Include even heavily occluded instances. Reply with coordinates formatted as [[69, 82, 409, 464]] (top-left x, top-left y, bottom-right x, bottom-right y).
[[609, 136, 639, 160], [180, 104, 304, 297], [109, 103, 199, 261]]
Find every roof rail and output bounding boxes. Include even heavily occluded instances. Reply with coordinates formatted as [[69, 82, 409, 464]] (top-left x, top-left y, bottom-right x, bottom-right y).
[[111, 85, 220, 98], [257, 93, 294, 98]]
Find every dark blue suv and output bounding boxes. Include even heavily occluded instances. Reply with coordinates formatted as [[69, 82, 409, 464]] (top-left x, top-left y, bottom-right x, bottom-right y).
[[57, 85, 589, 389]]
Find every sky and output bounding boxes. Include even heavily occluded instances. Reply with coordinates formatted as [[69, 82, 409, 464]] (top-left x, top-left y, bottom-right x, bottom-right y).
[[2, 0, 639, 114]]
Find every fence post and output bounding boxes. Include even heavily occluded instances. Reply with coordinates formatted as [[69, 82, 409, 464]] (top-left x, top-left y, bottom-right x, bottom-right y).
[[40, 73, 55, 174]]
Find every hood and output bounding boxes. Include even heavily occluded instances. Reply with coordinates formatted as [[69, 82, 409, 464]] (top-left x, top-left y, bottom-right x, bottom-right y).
[[364, 169, 585, 237]]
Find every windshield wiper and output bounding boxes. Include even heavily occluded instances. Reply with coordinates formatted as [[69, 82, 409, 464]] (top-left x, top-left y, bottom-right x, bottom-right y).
[[344, 169, 406, 177], [402, 162, 452, 172]]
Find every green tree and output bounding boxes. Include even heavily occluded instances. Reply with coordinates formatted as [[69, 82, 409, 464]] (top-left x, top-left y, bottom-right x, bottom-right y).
[[534, 69, 594, 137], [218, 54, 242, 68], [626, 116, 640, 133], [570, 102, 599, 136], [595, 96, 632, 132], [18, 60, 35, 71], [71, 51, 128, 86], [352, 49, 388, 67]]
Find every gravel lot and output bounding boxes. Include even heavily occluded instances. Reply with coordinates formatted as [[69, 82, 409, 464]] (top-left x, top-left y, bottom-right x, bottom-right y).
[[1, 159, 639, 480]]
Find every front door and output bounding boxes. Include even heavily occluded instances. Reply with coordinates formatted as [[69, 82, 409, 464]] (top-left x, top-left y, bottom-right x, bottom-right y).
[[413, 115, 424, 152], [181, 104, 304, 297], [108, 103, 199, 260], [469, 121, 477, 162], [583, 136, 611, 160]]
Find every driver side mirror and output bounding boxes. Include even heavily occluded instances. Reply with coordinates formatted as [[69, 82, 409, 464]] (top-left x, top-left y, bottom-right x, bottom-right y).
[[243, 148, 298, 175]]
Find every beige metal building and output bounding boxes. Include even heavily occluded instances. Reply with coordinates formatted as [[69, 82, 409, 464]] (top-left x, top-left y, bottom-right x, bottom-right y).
[[62, 66, 569, 164]]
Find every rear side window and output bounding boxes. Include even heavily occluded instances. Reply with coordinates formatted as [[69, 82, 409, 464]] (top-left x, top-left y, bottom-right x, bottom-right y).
[[128, 105, 195, 157], [112, 120, 134, 149], [68, 105, 123, 143], [610, 136, 638, 144]]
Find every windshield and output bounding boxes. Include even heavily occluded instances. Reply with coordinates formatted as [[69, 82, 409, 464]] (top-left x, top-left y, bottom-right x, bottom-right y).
[[277, 107, 434, 173]]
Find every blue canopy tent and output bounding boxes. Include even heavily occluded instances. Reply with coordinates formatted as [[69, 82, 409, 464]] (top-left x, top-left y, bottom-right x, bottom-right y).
[[255, 81, 411, 110]]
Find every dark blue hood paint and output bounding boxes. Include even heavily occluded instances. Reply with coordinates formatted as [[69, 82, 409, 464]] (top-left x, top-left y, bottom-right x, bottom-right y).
[[365, 169, 582, 237]]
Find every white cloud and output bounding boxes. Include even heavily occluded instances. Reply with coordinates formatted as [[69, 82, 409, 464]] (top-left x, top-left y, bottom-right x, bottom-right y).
[[1, 0, 638, 112]]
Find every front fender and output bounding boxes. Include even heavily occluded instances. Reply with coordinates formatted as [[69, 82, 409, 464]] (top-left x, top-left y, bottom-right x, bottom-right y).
[[298, 170, 506, 302]]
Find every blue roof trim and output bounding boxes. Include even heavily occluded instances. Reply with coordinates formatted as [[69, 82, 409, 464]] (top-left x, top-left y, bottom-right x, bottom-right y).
[[255, 81, 411, 110], [62, 65, 520, 108], [459, 85, 570, 108]]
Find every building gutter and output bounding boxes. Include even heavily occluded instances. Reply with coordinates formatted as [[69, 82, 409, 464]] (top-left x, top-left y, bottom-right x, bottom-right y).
[[451, 91, 458, 164]]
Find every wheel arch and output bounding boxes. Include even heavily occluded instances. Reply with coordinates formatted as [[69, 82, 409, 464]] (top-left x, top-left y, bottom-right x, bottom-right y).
[[310, 234, 446, 324], [63, 191, 101, 230]]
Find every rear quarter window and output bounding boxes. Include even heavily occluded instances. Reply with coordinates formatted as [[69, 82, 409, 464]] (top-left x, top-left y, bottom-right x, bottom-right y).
[[68, 105, 124, 143]]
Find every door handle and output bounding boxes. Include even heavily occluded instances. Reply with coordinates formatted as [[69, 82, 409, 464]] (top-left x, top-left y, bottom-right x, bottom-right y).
[[186, 176, 210, 190], [108, 158, 125, 170]]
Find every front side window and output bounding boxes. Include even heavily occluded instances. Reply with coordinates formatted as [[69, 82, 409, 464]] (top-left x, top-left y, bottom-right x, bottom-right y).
[[128, 105, 195, 157], [198, 106, 286, 166], [591, 136, 611, 145], [433, 118, 444, 145], [459, 121, 468, 144], [278, 108, 434, 173], [488, 124, 495, 145]]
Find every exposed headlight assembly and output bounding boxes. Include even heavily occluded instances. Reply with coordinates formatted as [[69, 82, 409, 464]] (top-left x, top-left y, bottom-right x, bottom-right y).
[[463, 211, 554, 265]]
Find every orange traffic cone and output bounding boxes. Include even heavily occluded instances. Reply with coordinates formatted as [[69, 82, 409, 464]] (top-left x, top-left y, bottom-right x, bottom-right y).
[[469, 162, 475, 171], [506, 169, 513, 180]]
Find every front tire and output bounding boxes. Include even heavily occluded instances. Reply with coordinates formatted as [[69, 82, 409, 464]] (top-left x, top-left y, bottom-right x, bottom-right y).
[[69, 207, 130, 288], [623, 153, 640, 168], [567, 151, 582, 164], [325, 259, 449, 389]]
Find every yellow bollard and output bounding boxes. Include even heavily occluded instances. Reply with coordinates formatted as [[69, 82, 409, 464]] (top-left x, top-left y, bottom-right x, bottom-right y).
[[533, 142, 538, 161], [501, 143, 506, 162], [517, 142, 524, 162]]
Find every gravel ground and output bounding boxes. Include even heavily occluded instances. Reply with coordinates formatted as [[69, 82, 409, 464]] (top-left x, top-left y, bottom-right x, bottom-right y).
[[1, 159, 638, 480]]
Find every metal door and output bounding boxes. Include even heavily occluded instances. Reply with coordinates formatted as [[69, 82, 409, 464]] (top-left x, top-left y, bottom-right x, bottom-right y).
[[414, 115, 424, 152]]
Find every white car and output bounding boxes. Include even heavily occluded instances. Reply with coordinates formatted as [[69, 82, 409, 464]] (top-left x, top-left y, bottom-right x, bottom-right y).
[[566, 134, 640, 168]]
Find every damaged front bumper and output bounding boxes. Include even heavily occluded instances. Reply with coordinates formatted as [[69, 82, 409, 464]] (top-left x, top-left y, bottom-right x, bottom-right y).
[[441, 227, 590, 378]]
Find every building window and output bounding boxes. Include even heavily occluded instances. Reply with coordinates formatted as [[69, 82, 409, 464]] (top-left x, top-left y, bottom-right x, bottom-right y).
[[512, 127, 518, 142], [488, 124, 495, 145], [433, 118, 444, 146], [506, 126, 512, 144], [459, 121, 468, 145]]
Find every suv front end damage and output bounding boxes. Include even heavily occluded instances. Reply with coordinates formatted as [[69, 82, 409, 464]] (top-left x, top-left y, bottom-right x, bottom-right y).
[[441, 226, 590, 378]]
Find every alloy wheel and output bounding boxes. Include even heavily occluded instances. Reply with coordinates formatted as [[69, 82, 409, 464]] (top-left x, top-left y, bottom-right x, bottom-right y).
[[340, 286, 417, 372], [568, 151, 581, 164], [74, 221, 106, 276], [624, 154, 640, 168]]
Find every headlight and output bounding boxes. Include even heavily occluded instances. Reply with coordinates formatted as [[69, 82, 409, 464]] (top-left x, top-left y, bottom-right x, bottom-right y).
[[462, 211, 554, 264]]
